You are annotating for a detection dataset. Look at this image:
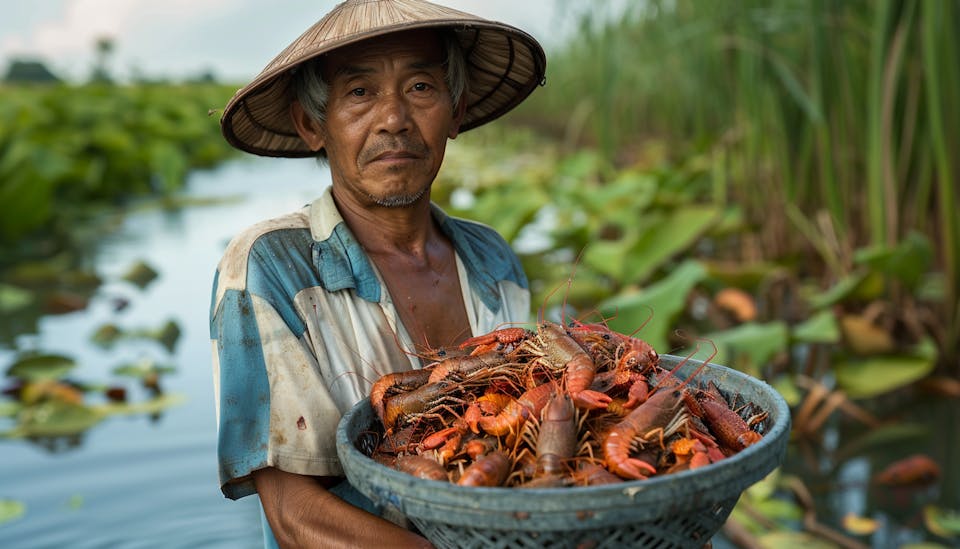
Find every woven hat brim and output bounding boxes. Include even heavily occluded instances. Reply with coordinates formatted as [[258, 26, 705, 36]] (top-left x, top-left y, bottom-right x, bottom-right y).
[[220, 9, 546, 158]]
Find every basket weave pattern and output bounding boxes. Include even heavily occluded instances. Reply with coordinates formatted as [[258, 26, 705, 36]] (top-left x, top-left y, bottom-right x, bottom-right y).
[[337, 356, 791, 549]]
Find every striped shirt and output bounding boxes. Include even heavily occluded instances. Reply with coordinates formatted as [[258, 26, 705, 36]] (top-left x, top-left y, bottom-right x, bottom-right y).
[[210, 186, 530, 500]]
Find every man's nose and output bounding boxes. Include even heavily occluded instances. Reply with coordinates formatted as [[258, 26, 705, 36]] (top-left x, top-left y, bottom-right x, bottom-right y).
[[374, 91, 411, 134]]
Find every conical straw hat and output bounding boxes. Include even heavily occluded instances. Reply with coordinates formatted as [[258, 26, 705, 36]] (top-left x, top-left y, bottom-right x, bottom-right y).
[[220, 0, 547, 157]]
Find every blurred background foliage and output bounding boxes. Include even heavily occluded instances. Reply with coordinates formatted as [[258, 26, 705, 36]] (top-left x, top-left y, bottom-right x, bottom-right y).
[[1, 0, 958, 545]]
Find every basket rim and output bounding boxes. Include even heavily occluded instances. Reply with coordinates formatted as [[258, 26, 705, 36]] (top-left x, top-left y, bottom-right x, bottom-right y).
[[336, 355, 791, 520]]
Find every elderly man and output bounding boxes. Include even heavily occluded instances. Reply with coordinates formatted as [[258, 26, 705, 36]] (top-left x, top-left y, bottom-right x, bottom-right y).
[[210, 0, 545, 546]]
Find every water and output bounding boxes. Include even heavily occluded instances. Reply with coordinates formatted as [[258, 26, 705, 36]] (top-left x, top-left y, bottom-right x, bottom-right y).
[[1, 157, 329, 548]]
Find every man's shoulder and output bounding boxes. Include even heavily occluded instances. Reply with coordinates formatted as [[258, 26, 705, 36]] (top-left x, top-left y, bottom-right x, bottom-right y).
[[214, 209, 313, 293], [222, 209, 312, 262]]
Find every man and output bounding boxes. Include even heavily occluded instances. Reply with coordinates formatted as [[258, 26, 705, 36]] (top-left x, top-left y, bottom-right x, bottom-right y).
[[210, 0, 546, 546]]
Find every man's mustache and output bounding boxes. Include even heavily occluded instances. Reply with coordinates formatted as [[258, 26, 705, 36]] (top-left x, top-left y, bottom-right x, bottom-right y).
[[360, 137, 428, 163]]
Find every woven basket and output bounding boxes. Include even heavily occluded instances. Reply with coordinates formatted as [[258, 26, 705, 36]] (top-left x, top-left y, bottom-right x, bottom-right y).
[[336, 355, 791, 549]]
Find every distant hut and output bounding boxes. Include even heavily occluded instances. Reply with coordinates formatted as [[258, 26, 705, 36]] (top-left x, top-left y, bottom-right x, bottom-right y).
[[3, 59, 62, 83]]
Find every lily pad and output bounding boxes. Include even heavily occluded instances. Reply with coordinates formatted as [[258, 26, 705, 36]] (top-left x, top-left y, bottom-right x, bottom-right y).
[[6, 354, 76, 382], [122, 260, 159, 288], [0, 283, 33, 312], [9, 400, 104, 437], [91, 323, 123, 347], [0, 499, 25, 525], [99, 392, 185, 416]]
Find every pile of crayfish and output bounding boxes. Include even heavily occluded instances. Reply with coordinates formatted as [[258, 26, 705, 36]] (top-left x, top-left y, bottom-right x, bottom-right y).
[[363, 320, 769, 488]]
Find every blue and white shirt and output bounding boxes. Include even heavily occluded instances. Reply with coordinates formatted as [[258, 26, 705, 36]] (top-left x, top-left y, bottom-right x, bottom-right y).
[[210, 186, 530, 500]]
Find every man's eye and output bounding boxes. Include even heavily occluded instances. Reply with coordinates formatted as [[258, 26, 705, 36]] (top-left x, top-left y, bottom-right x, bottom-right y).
[[412, 82, 430, 92], [350, 88, 366, 97]]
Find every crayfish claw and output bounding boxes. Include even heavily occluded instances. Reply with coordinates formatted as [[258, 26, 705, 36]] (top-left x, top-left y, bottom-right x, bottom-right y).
[[572, 389, 612, 411]]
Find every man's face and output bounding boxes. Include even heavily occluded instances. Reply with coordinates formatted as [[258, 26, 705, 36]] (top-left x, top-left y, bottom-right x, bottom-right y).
[[315, 30, 463, 208]]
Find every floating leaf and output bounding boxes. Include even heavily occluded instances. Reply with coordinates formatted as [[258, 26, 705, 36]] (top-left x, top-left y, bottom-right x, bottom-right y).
[[112, 359, 177, 379], [757, 531, 837, 549], [91, 323, 123, 347], [43, 291, 90, 314], [0, 283, 33, 312], [6, 354, 76, 382], [11, 400, 103, 437], [835, 354, 937, 398], [0, 399, 22, 417], [121, 260, 159, 288], [99, 392, 185, 416], [0, 499, 25, 525], [843, 512, 879, 535], [153, 319, 181, 352], [20, 380, 85, 405], [923, 505, 960, 539], [65, 494, 84, 510]]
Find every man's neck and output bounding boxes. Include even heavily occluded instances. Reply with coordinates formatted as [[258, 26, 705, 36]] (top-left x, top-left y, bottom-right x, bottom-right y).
[[331, 185, 437, 261]]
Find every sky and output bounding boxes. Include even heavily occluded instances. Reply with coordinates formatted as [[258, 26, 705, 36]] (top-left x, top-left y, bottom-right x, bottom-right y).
[[0, 0, 624, 83]]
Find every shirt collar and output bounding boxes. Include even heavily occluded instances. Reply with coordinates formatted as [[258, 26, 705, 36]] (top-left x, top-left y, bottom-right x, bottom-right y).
[[307, 187, 511, 313]]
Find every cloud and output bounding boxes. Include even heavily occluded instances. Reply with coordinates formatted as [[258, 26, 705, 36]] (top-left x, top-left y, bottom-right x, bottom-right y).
[[1, 0, 233, 80]]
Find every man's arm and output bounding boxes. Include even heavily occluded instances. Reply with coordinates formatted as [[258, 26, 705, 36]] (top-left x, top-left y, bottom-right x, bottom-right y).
[[253, 467, 434, 549]]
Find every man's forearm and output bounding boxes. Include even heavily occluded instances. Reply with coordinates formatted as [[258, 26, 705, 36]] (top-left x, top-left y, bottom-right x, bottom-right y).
[[254, 467, 433, 549]]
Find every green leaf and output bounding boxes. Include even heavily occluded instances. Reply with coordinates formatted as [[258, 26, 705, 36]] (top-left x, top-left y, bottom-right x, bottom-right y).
[[98, 392, 185, 416], [0, 399, 21, 417], [807, 271, 869, 309], [835, 354, 937, 399], [0, 283, 33, 312], [10, 400, 104, 437], [693, 321, 789, 374], [923, 505, 960, 539], [0, 499, 26, 525], [6, 354, 76, 382], [599, 260, 707, 352], [793, 309, 840, 344], [582, 238, 632, 279], [757, 531, 837, 549], [121, 260, 159, 288], [854, 231, 933, 290], [622, 205, 721, 284]]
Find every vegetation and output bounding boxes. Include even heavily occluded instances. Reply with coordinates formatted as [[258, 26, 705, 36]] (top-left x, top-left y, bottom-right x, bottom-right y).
[[0, 82, 239, 259], [508, 0, 958, 374]]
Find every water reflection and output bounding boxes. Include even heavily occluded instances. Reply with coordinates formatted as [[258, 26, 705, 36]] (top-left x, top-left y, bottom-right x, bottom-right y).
[[0, 157, 327, 546]]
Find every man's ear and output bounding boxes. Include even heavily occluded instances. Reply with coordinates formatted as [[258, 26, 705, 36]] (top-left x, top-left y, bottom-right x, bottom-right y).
[[448, 97, 468, 140], [290, 101, 325, 151]]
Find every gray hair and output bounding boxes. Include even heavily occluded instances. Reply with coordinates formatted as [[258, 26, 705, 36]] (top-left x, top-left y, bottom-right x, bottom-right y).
[[291, 30, 467, 153]]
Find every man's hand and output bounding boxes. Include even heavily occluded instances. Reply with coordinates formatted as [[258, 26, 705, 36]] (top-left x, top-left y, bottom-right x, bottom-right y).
[[254, 467, 434, 548]]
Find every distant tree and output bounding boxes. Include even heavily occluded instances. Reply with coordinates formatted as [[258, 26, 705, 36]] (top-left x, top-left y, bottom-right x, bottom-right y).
[[3, 59, 61, 83], [90, 36, 115, 83]]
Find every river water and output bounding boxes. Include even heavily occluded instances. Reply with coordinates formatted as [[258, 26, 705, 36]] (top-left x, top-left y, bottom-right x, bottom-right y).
[[0, 157, 328, 548]]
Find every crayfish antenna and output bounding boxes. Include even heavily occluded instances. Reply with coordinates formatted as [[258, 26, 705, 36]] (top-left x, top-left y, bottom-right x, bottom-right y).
[[626, 304, 655, 339], [660, 331, 718, 391]]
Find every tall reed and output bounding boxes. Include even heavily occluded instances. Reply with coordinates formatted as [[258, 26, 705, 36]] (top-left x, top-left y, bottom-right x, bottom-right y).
[[519, 0, 959, 367]]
